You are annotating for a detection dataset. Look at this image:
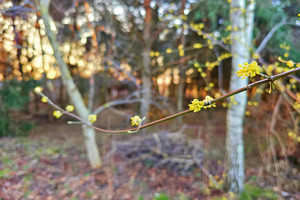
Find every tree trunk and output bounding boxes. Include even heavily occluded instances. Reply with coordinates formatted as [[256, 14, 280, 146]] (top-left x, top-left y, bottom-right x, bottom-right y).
[[140, 0, 152, 122], [82, 125, 101, 168], [176, 0, 186, 124], [226, 0, 255, 193], [40, 0, 101, 168]]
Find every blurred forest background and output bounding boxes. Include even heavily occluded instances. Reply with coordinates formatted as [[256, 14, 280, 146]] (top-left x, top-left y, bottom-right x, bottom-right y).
[[0, 0, 300, 199]]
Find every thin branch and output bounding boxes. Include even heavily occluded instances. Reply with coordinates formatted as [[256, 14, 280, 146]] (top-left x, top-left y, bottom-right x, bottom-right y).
[[38, 67, 300, 134], [255, 18, 287, 55]]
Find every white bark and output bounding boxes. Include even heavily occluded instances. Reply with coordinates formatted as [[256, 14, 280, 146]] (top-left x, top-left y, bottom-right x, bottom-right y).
[[141, 48, 152, 121], [140, 0, 152, 123], [40, 0, 101, 168], [226, 0, 255, 193], [82, 125, 101, 168]]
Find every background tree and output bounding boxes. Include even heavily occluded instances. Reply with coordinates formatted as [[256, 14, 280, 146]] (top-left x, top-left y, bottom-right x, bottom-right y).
[[40, 0, 101, 168], [225, 0, 255, 193]]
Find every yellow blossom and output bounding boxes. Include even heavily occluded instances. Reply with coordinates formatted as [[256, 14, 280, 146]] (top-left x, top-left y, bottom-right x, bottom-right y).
[[53, 110, 62, 119], [193, 43, 202, 49], [293, 102, 300, 110], [155, 51, 160, 57], [252, 53, 259, 59], [166, 48, 172, 54], [41, 96, 48, 103], [88, 114, 97, 123], [222, 102, 227, 107], [179, 49, 184, 56], [236, 61, 261, 79], [131, 115, 142, 126], [65, 105, 74, 112], [150, 51, 155, 57], [225, 25, 232, 31], [34, 86, 43, 94], [203, 95, 216, 109], [188, 99, 204, 112], [287, 60, 294, 68], [194, 62, 200, 68], [214, 92, 221, 98], [245, 111, 250, 116]]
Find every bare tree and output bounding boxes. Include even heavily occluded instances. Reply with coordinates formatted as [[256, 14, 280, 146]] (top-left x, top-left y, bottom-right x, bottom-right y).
[[40, 0, 101, 168]]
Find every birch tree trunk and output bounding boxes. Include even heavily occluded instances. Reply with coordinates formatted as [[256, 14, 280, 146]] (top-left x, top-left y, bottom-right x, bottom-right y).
[[140, 0, 152, 122], [226, 0, 255, 193], [40, 0, 101, 168], [176, 0, 186, 124]]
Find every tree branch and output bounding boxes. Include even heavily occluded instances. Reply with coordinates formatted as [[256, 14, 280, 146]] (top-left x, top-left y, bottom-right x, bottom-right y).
[[37, 66, 300, 134], [255, 18, 287, 55]]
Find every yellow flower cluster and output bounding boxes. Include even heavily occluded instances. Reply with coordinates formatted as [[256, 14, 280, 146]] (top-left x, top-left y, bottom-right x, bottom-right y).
[[286, 60, 294, 68], [194, 62, 200, 68], [131, 115, 142, 126], [205, 61, 219, 71], [288, 131, 300, 142], [65, 105, 74, 112], [203, 95, 216, 109], [193, 43, 203, 49], [271, 59, 300, 76], [252, 53, 260, 59], [53, 110, 62, 119], [178, 44, 184, 56], [34, 86, 43, 94], [190, 22, 204, 33], [280, 43, 290, 51], [41, 96, 48, 103], [208, 173, 227, 189], [88, 114, 97, 123], [150, 51, 160, 57], [280, 43, 290, 58], [221, 35, 231, 44], [189, 95, 216, 112], [236, 61, 261, 79], [248, 101, 259, 106], [293, 101, 300, 110], [217, 53, 232, 61], [204, 82, 215, 91], [189, 99, 204, 112], [166, 48, 172, 54]]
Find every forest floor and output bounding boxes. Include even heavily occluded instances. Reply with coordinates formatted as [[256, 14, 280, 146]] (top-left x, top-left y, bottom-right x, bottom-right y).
[[0, 106, 300, 200]]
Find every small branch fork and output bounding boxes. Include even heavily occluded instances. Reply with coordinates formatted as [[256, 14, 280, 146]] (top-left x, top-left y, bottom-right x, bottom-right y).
[[38, 67, 300, 134]]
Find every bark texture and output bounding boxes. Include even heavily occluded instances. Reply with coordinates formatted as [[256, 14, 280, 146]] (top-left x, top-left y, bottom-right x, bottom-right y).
[[40, 0, 101, 168], [176, 0, 186, 124], [226, 0, 255, 193], [140, 0, 152, 122]]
